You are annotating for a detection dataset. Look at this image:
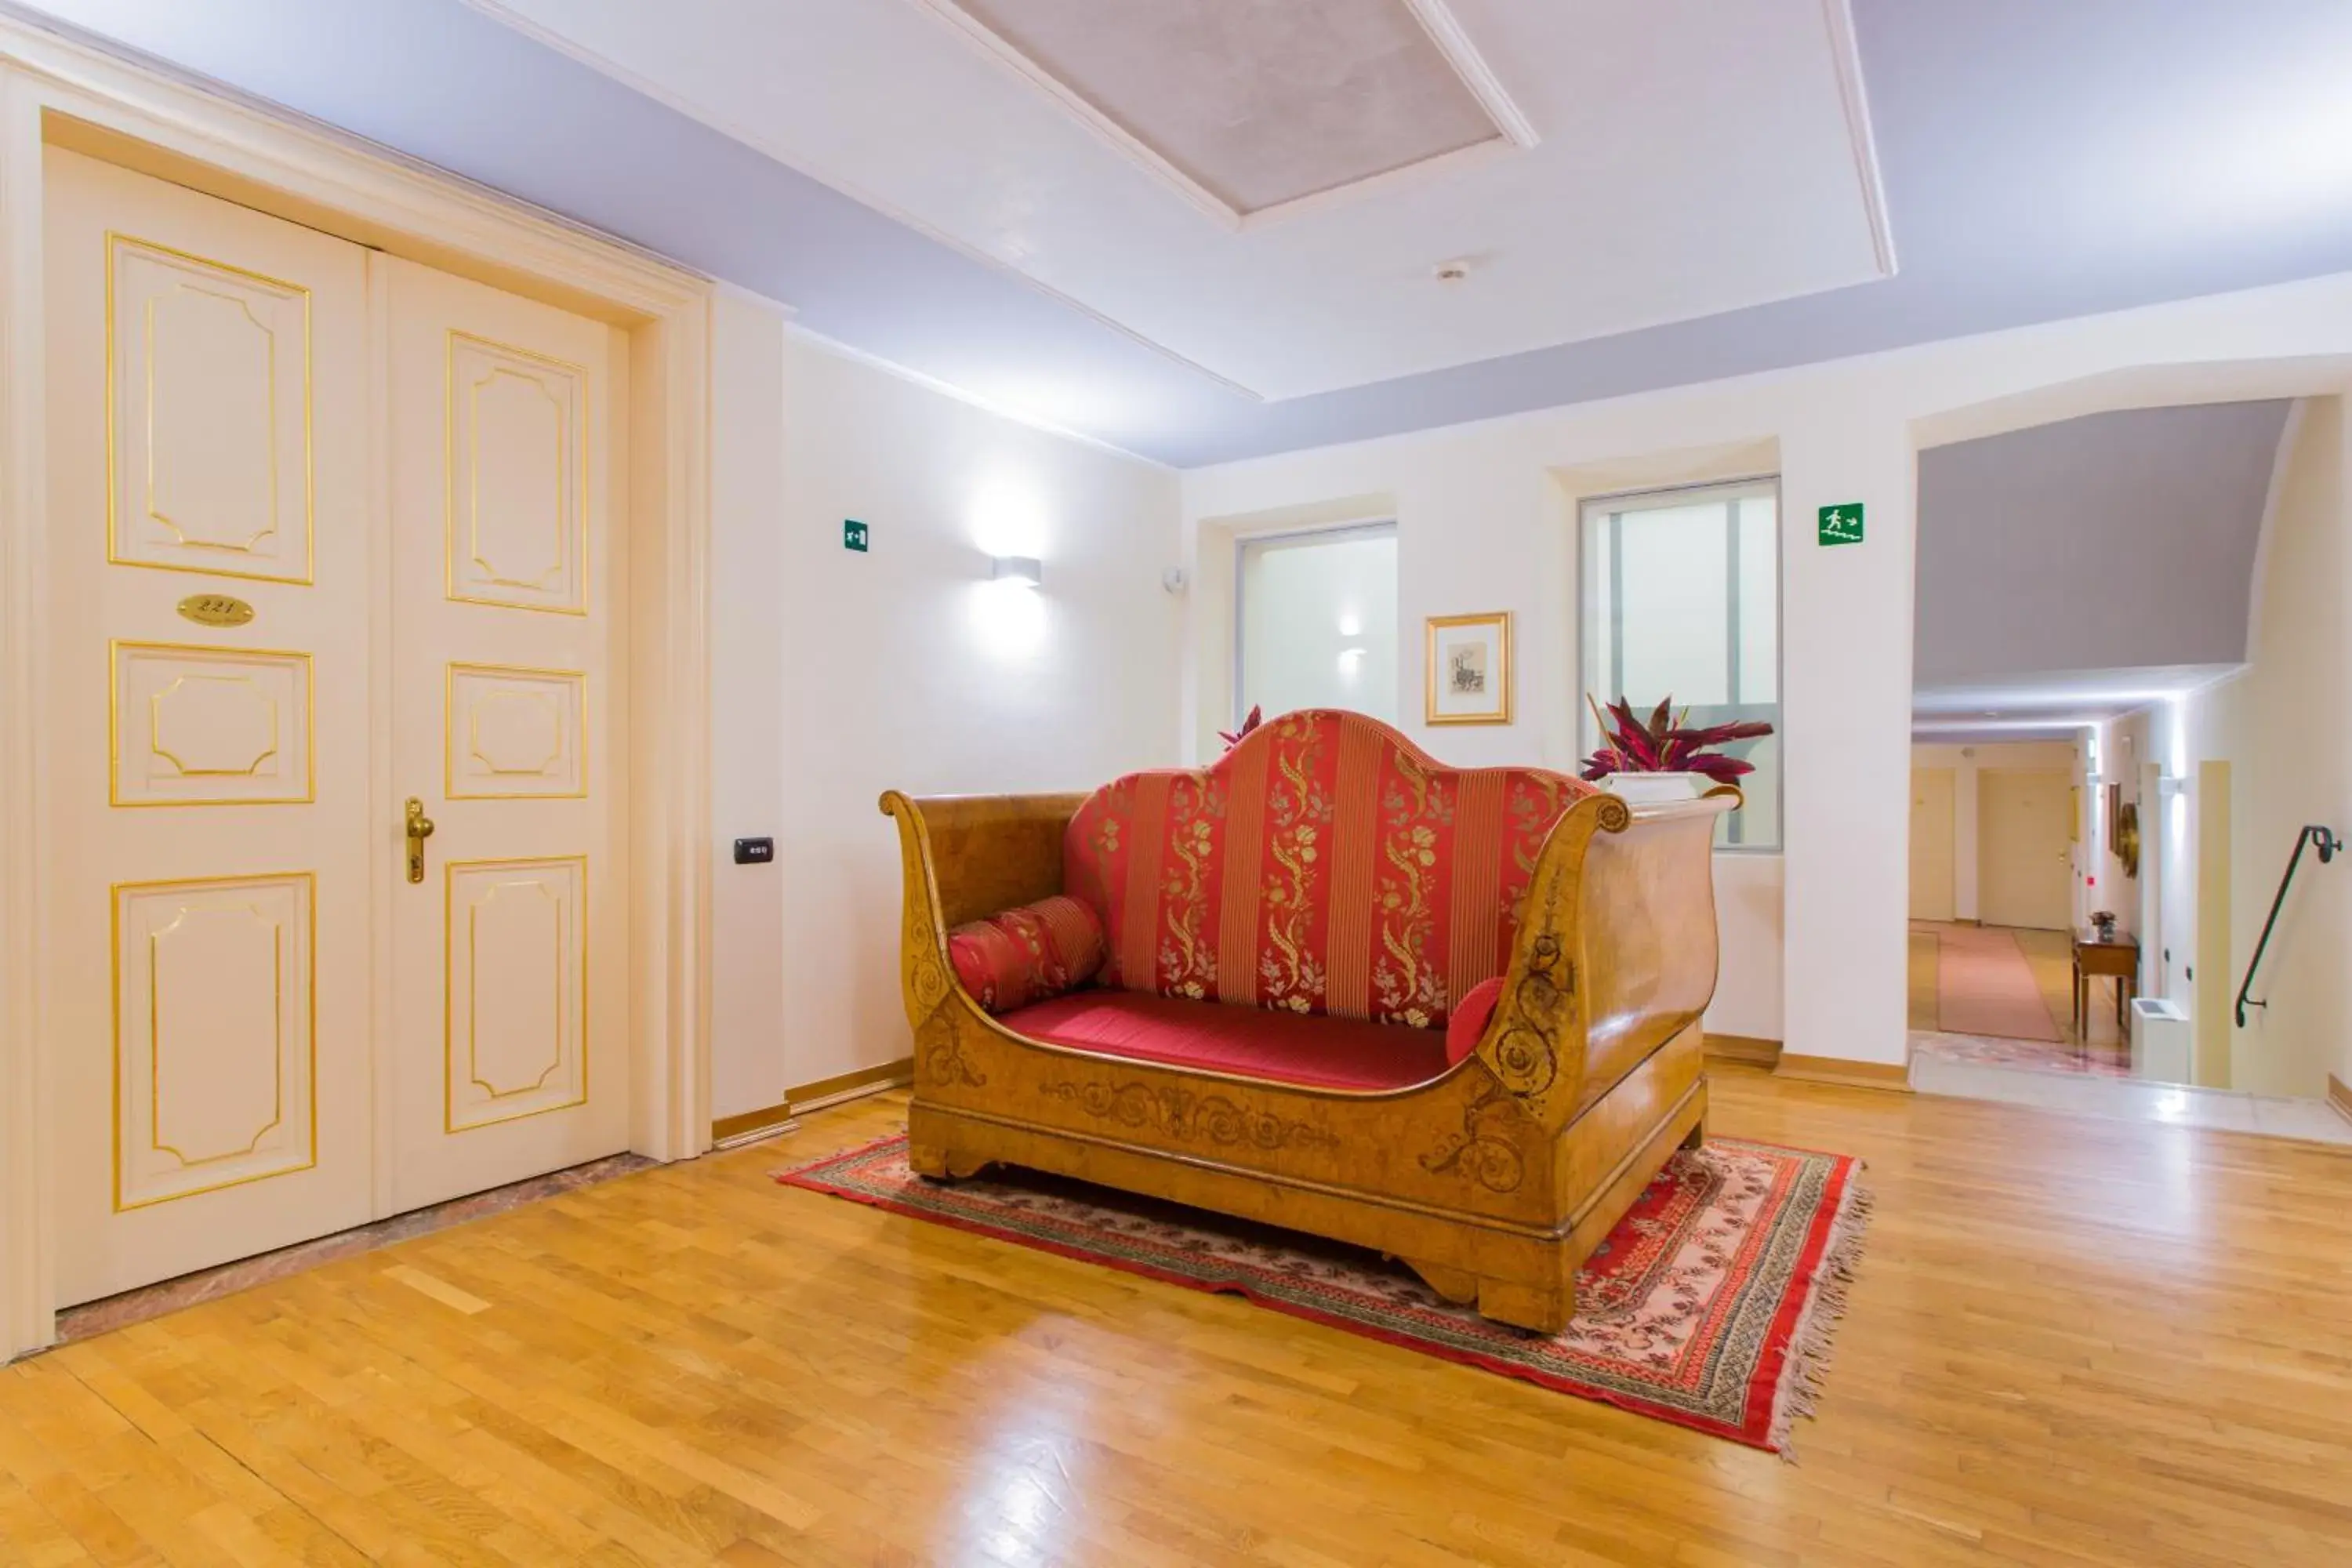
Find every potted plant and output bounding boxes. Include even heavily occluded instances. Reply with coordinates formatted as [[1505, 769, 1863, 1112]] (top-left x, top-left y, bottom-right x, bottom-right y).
[[1581, 695, 1773, 804]]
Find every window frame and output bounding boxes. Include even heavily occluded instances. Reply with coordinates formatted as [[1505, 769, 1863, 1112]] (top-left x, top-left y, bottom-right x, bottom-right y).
[[1232, 518, 1398, 732], [1575, 475, 1784, 853]]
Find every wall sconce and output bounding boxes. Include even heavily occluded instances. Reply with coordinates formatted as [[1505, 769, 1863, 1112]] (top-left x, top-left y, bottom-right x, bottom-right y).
[[989, 555, 1043, 588]]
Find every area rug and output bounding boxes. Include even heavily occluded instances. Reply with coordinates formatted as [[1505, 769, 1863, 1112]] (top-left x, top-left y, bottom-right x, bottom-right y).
[[776, 1134, 1868, 1454], [1921, 922, 2065, 1041], [1911, 1028, 2131, 1080]]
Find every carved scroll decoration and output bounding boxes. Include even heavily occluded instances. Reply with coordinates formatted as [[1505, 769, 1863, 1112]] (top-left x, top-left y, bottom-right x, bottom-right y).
[[1418, 1080, 1527, 1194], [1040, 1078, 1336, 1152], [1489, 931, 1572, 1098]]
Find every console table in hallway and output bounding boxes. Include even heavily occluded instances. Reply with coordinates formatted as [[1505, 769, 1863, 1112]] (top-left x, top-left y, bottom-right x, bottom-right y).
[[2072, 929, 2139, 1038]]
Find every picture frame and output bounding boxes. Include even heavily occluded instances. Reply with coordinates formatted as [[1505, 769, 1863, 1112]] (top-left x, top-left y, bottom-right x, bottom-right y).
[[1424, 612, 1513, 725]]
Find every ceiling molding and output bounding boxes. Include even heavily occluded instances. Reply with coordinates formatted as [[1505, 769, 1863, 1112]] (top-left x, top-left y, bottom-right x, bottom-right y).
[[459, 0, 1268, 403], [906, 0, 1537, 234], [907, 0, 1241, 232], [1398, 0, 1539, 150], [1820, 0, 1896, 277]]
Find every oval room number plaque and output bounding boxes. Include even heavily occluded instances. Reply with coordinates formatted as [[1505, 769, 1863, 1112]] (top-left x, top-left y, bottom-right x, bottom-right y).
[[176, 593, 255, 629]]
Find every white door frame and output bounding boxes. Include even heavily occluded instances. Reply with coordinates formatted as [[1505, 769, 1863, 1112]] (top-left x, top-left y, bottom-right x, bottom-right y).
[[0, 18, 715, 1357]]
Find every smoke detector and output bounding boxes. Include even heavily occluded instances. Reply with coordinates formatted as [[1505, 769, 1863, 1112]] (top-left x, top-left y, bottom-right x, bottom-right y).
[[1432, 258, 1474, 284]]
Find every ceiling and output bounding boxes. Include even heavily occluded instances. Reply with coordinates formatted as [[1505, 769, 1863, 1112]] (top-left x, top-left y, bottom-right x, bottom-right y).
[[937, 0, 1515, 219], [469, 0, 1889, 401], [11, 2, 2352, 466], [1911, 401, 2292, 740]]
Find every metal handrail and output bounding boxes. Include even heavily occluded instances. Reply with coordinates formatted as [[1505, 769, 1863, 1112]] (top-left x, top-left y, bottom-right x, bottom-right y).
[[2235, 825, 2339, 1027]]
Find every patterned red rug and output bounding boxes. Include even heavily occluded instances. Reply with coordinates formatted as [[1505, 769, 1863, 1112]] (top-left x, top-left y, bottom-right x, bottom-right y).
[[775, 1133, 1869, 1454]]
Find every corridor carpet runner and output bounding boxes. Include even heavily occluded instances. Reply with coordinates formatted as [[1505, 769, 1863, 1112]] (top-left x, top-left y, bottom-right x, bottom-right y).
[[778, 1133, 1869, 1454], [1925, 923, 2065, 1040]]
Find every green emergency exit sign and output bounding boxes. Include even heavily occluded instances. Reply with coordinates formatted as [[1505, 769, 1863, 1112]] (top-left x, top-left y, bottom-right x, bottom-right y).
[[843, 519, 869, 552], [1817, 503, 1864, 546]]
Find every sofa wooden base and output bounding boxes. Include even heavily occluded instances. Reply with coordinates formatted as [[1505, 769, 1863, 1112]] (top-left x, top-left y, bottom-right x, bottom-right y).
[[906, 1054, 1706, 1336]]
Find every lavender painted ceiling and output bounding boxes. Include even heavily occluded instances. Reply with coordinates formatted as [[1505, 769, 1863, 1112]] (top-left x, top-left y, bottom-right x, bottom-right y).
[[1911, 400, 2292, 736], [16, 1, 2352, 467]]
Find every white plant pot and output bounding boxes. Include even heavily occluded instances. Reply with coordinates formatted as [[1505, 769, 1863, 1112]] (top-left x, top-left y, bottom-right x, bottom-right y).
[[1602, 771, 1709, 804]]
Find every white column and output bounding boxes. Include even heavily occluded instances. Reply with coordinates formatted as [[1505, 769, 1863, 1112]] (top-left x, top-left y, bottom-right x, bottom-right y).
[[1779, 406, 1915, 1065]]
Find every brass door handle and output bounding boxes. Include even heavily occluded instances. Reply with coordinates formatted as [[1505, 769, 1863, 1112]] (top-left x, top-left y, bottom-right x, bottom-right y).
[[405, 797, 436, 884]]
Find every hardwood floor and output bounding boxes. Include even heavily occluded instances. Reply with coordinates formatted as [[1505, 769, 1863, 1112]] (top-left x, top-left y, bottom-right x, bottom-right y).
[[5, 1068, 2351, 1566]]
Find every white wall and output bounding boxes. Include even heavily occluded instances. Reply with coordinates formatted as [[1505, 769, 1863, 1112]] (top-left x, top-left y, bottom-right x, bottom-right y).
[[2136, 397, 2349, 1098], [715, 336, 1184, 1112], [707, 289, 792, 1122], [1181, 272, 2352, 1067]]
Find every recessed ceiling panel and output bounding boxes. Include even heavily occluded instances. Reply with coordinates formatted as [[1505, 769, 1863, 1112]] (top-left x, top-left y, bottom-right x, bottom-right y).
[[937, 0, 1507, 216], [463, 0, 1894, 401]]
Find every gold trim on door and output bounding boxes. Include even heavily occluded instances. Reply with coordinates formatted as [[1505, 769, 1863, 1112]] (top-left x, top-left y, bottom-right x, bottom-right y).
[[111, 870, 318, 1210], [105, 231, 315, 585], [444, 854, 589, 1133], [443, 331, 589, 616], [443, 661, 588, 800], [109, 640, 315, 807]]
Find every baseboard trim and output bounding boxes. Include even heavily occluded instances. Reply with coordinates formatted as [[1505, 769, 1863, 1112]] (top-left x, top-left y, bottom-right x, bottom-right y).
[[2328, 1073, 2352, 1129], [709, 1056, 917, 1145], [1704, 1033, 1782, 1069], [789, 1057, 915, 1116], [710, 1102, 795, 1147], [1774, 1053, 1913, 1093]]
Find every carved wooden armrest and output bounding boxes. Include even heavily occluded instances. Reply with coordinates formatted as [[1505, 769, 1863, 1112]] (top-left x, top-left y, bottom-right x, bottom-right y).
[[880, 789, 1089, 1029], [1469, 789, 1737, 1133]]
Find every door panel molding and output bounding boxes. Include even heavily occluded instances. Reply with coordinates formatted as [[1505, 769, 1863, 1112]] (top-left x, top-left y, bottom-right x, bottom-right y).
[[112, 871, 316, 1210], [111, 639, 314, 806], [0, 21, 715, 1358], [445, 661, 586, 800], [105, 232, 314, 584], [445, 331, 587, 615], [445, 855, 587, 1132]]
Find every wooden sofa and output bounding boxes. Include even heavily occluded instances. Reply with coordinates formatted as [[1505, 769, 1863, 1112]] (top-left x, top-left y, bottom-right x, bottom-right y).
[[882, 710, 1735, 1333]]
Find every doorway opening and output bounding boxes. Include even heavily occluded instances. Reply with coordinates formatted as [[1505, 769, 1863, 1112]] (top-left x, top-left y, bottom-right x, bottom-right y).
[[1903, 393, 2349, 1142]]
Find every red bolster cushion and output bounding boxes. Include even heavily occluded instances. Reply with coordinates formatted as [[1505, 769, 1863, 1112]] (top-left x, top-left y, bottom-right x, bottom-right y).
[[947, 895, 1106, 1014], [1446, 976, 1504, 1067]]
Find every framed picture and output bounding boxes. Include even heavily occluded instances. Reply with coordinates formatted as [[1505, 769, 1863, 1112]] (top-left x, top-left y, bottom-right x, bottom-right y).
[[1425, 612, 1512, 725]]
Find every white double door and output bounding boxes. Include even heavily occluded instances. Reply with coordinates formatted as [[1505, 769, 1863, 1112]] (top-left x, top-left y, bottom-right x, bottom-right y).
[[45, 149, 629, 1306]]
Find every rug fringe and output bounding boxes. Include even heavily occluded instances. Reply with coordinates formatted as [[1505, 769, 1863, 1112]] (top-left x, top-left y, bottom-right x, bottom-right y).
[[1767, 1170, 1875, 1461]]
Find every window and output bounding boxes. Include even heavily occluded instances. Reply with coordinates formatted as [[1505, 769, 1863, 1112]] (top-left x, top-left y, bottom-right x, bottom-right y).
[[1236, 523, 1398, 727], [1580, 481, 1780, 849]]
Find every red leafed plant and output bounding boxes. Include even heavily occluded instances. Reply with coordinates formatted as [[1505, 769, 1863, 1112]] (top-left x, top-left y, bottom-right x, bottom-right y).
[[1219, 705, 1263, 750], [1581, 695, 1773, 786]]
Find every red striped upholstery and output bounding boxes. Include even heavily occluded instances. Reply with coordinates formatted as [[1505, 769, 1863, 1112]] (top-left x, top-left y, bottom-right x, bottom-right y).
[[1063, 710, 1593, 1033]]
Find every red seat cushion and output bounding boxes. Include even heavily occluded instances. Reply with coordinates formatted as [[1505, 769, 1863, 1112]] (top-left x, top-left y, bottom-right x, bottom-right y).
[[998, 990, 1450, 1092]]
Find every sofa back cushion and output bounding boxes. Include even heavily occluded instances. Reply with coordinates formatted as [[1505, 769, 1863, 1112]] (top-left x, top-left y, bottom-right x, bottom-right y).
[[1064, 710, 1595, 1031], [948, 895, 1105, 1014]]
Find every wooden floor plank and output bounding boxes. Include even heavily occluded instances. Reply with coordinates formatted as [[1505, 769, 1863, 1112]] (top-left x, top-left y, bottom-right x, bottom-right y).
[[6, 1069, 2352, 1564]]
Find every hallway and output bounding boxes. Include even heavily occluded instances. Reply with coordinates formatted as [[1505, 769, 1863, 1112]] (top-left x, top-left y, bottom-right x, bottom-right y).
[[1908, 920, 2130, 1078]]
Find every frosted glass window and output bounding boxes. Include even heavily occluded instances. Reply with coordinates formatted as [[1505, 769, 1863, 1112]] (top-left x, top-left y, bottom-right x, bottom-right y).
[[1238, 525, 1398, 726], [1581, 482, 1780, 849], [1617, 503, 1729, 704]]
